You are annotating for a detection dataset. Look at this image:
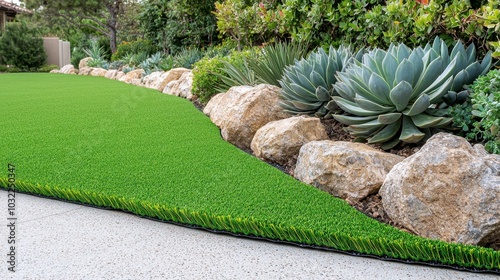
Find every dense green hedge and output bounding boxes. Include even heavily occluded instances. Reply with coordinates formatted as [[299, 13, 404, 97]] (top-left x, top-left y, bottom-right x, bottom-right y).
[[0, 22, 47, 70], [213, 0, 500, 56]]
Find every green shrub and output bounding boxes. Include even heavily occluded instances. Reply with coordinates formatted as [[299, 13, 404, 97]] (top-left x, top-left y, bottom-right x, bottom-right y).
[[71, 47, 87, 69], [246, 0, 500, 57], [214, 0, 284, 49], [140, 0, 219, 54], [192, 56, 225, 102], [192, 48, 259, 102], [37, 64, 59, 73], [111, 39, 158, 61], [449, 69, 500, 154], [0, 65, 8, 72], [0, 22, 47, 71]]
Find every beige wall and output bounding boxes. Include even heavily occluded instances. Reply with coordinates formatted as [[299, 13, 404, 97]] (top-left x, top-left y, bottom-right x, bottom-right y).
[[43, 37, 71, 68]]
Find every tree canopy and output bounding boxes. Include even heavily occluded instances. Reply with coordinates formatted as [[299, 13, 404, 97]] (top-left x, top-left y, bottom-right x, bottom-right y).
[[22, 0, 129, 53]]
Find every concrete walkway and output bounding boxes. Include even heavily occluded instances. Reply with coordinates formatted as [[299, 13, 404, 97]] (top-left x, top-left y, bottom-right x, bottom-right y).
[[0, 191, 497, 280]]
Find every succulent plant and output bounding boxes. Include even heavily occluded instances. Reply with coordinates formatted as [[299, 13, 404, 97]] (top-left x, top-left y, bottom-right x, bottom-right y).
[[332, 39, 491, 150], [425, 37, 492, 92], [279, 45, 363, 118]]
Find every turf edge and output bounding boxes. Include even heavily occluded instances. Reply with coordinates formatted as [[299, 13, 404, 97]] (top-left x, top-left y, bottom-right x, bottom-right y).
[[1, 178, 498, 273]]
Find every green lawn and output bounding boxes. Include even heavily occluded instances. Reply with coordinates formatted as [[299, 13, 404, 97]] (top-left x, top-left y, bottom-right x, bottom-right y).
[[0, 73, 498, 271]]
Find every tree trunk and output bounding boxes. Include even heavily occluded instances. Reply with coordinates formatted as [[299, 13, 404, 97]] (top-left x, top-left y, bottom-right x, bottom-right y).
[[106, 0, 122, 53], [109, 27, 117, 53]]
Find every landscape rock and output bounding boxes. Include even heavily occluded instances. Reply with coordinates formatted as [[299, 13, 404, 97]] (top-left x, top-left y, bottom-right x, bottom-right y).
[[203, 84, 289, 150], [59, 64, 78, 75], [294, 141, 404, 204], [79, 57, 93, 69], [130, 78, 144, 86], [163, 71, 194, 100], [50, 69, 59, 74], [78, 67, 93, 76], [143, 71, 164, 89], [251, 116, 329, 165], [90, 68, 108, 77], [119, 69, 145, 84], [104, 69, 119, 79], [150, 68, 190, 91], [380, 133, 500, 247], [114, 71, 125, 81]]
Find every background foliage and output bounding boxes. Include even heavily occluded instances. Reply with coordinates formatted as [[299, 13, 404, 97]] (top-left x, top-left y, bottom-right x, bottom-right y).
[[139, 0, 219, 54], [0, 22, 46, 70]]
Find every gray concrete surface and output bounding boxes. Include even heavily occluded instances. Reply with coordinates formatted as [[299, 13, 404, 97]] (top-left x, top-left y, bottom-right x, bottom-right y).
[[0, 190, 497, 280]]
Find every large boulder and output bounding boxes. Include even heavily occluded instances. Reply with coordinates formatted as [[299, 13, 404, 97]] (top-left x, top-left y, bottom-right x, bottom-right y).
[[251, 116, 329, 165], [162, 71, 194, 100], [78, 67, 93, 76], [114, 71, 125, 81], [203, 84, 289, 150], [294, 141, 404, 204], [79, 57, 93, 69], [90, 68, 108, 77], [59, 64, 78, 75], [104, 69, 119, 79], [119, 69, 145, 84], [149, 68, 190, 91], [130, 78, 144, 87], [380, 133, 500, 247], [142, 71, 164, 89]]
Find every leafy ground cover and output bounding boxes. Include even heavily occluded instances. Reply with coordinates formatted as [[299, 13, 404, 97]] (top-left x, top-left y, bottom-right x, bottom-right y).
[[0, 74, 498, 271]]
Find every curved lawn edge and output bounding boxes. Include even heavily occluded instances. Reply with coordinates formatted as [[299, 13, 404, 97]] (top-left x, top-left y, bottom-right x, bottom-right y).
[[1, 178, 498, 272], [1, 74, 499, 273]]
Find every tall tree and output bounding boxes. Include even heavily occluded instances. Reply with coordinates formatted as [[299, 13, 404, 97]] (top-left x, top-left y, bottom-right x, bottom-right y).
[[22, 0, 125, 53]]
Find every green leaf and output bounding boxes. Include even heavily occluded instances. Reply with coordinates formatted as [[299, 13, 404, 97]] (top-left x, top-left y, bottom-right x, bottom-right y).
[[400, 116, 425, 143], [368, 121, 401, 144], [291, 100, 323, 110], [382, 53, 398, 86], [378, 113, 402, 124], [404, 94, 430, 116], [368, 73, 391, 104], [333, 115, 378, 125], [395, 59, 415, 85], [354, 98, 393, 112], [389, 81, 413, 111], [410, 114, 444, 128], [316, 86, 331, 101], [333, 97, 381, 116], [381, 136, 401, 150]]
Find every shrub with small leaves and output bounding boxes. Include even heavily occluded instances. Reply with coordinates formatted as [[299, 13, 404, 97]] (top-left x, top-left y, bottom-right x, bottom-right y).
[[192, 48, 260, 102], [0, 22, 47, 71], [450, 69, 500, 154]]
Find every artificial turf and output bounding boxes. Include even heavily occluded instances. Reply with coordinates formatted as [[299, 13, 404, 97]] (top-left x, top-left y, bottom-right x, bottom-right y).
[[0, 73, 498, 271]]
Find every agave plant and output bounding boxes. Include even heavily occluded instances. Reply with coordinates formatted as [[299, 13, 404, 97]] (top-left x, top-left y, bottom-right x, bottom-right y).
[[332, 39, 492, 149], [213, 58, 258, 93], [279, 45, 363, 118], [83, 39, 106, 65], [248, 41, 308, 86]]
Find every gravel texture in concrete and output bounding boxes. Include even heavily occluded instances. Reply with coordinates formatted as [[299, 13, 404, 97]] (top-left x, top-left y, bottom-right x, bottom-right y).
[[0, 190, 497, 280]]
